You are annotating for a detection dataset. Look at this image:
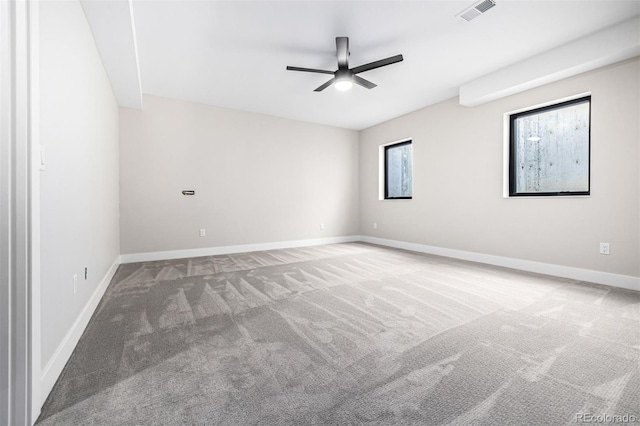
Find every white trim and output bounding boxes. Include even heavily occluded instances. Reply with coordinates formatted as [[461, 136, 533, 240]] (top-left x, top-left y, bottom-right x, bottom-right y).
[[40, 258, 121, 402], [29, 0, 41, 421], [361, 236, 640, 292], [1, 1, 36, 424], [35, 234, 640, 405], [121, 234, 639, 291], [33, 234, 639, 407], [120, 236, 361, 264]]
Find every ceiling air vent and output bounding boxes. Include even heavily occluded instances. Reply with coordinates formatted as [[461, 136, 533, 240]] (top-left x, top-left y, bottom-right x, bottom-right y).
[[457, 0, 496, 22]]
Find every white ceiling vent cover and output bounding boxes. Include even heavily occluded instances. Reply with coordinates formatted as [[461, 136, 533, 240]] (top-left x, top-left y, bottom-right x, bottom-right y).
[[457, 0, 496, 22]]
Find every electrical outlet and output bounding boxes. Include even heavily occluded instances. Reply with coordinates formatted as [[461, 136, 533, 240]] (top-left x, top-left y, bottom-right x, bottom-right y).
[[199, 228, 206, 237], [319, 223, 325, 231], [373, 223, 377, 229], [73, 274, 78, 294], [599, 242, 610, 255]]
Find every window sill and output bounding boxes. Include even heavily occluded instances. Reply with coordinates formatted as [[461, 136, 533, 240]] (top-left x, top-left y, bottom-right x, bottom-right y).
[[503, 194, 591, 199]]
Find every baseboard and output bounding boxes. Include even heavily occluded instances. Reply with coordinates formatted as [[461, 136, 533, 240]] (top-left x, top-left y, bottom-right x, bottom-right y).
[[36, 235, 638, 408], [121, 235, 639, 291], [120, 235, 362, 264], [361, 236, 640, 292], [40, 257, 121, 403]]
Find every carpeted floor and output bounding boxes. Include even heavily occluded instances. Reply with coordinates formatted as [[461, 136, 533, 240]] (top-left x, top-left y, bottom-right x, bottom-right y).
[[37, 243, 640, 425]]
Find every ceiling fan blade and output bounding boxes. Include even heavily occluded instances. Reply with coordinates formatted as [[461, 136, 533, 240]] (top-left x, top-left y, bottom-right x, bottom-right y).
[[336, 37, 349, 70], [353, 75, 377, 89], [314, 78, 336, 92], [351, 54, 404, 74], [286, 66, 334, 75]]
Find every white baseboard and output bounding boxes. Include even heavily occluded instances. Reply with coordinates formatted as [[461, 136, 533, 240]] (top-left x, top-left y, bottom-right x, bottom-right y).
[[40, 257, 121, 402], [120, 235, 362, 264], [120, 235, 639, 292], [361, 236, 640, 292], [36, 235, 638, 409]]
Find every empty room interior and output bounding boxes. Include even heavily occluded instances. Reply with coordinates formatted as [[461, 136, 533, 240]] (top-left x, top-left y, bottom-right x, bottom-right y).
[[3, 0, 640, 425]]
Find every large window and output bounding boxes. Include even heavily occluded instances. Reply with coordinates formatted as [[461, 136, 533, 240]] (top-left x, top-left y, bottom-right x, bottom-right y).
[[509, 96, 590, 196], [385, 140, 412, 199]]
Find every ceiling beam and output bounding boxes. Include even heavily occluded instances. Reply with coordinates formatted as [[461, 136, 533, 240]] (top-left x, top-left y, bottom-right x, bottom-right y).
[[459, 17, 640, 107], [80, 0, 142, 109]]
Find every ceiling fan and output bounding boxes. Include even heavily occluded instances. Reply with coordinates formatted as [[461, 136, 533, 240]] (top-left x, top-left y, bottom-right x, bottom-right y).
[[287, 37, 404, 92]]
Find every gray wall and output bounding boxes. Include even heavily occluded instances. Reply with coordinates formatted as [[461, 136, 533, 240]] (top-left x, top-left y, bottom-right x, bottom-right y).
[[119, 95, 360, 255], [39, 1, 120, 368], [360, 58, 639, 278]]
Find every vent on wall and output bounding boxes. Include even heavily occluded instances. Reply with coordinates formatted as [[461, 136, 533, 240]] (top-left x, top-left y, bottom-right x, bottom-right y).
[[457, 0, 496, 22]]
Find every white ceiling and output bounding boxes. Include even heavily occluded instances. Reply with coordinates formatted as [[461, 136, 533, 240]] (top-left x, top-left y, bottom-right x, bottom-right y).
[[87, 1, 640, 130]]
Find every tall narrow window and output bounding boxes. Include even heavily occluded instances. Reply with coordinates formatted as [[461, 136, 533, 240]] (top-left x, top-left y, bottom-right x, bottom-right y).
[[509, 96, 590, 196], [385, 140, 412, 199]]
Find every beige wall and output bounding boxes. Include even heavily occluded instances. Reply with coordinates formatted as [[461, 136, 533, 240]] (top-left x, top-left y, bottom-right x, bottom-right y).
[[360, 58, 639, 278], [119, 95, 360, 254], [39, 1, 120, 368]]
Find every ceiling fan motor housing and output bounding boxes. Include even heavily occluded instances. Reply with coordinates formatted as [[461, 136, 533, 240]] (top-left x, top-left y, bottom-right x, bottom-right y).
[[335, 69, 353, 81], [286, 37, 403, 91]]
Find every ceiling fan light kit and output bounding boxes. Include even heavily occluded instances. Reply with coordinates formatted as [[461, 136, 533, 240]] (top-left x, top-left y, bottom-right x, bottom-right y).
[[287, 37, 404, 92], [335, 79, 354, 91]]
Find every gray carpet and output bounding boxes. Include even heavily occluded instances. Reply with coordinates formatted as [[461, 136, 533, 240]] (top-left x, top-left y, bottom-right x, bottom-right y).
[[37, 243, 640, 425]]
